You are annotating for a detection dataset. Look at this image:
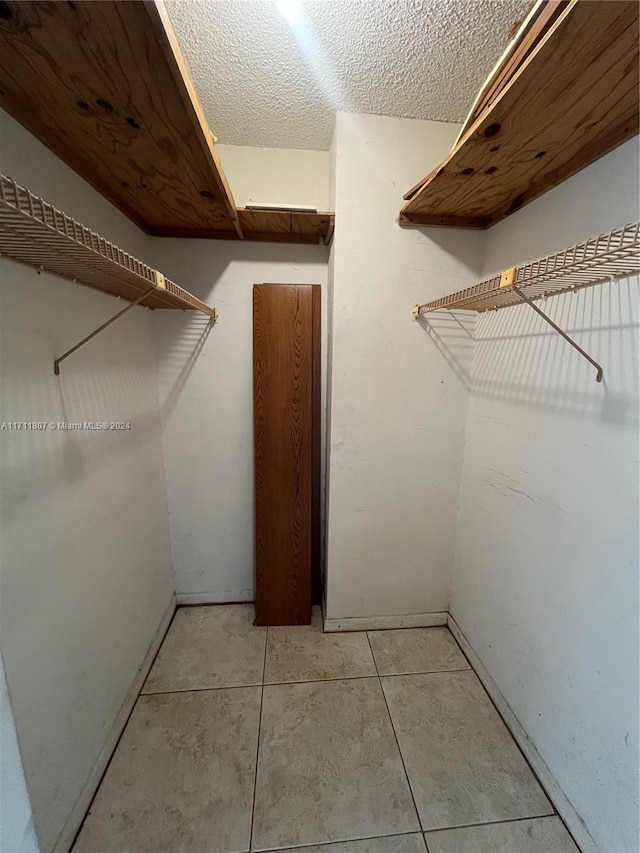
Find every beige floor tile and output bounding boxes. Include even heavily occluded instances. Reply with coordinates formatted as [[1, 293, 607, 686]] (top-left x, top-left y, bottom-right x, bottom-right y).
[[367, 627, 470, 676], [382, 672, 552, 831], [252, 678, 420, 850], [73, 688, 261, 853], [425, 816, 580, 852], [142, 604, 266, 692], [264, 607, 377, 683], [278, 834, 426, 852]]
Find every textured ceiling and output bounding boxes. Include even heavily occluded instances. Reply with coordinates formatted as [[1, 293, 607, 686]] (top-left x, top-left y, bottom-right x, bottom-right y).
[[166, 0, 532, 150]]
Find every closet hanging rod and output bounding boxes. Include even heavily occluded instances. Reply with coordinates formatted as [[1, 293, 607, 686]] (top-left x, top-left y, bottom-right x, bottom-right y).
[[411, 221, 640, 317]]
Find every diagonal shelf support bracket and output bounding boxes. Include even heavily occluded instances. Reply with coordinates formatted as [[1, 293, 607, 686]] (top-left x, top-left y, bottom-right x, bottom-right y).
[[54, 288, 155, 376], [512, 285, 603, 383]]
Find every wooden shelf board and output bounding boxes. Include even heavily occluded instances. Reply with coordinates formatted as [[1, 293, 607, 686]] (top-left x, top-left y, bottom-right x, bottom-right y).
[[150, 209, 335, 245], [401, 0, 639, 229], [0, 0, 240, 235], [0, 2, 335, 246]]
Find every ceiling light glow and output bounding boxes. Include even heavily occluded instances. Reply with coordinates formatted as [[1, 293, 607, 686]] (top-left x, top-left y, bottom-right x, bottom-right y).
[[276, 0, 301, 22]]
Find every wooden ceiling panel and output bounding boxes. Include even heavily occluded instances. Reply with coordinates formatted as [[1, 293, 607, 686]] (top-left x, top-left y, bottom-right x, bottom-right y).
[[0, 0, 240, 234], [400, 0, 640, 229], [149, 209, 335, 245]]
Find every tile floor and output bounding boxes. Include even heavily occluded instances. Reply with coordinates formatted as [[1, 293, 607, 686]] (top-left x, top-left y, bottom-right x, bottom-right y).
[[73, 605, 581, 853]]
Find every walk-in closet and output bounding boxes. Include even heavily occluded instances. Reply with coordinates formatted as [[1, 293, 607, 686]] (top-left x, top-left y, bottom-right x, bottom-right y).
[[0, 2, 638, 852]]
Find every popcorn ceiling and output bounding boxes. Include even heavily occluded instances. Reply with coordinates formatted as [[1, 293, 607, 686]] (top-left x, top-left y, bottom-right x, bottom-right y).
[[166, 0, 531, 151]]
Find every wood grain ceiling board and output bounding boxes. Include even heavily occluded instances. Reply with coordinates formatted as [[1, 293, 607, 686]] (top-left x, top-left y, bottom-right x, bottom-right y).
[[149, 210, 335, 244], [0, 0, 240, 234], [400, 0, 640, 229]]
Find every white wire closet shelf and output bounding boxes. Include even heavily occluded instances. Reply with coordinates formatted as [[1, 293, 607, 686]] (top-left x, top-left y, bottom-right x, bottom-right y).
[[412, 221, 640, 383], [0, 173, 218, 319], [412, 221, 640, 316]]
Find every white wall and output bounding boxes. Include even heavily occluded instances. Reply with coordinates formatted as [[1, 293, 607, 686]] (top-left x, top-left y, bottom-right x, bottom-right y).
[[0, 112, 174, 853], [324, 113, 485, 623], [218, 144, 330, 209], [451, 137, 640, 853], [0, 655, 39, 852], [150, 239, 329, 603]]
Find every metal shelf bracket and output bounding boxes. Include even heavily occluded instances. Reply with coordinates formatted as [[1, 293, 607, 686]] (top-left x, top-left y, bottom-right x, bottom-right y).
[[512, 285, 603, 383], [54, 288, 155, 376]]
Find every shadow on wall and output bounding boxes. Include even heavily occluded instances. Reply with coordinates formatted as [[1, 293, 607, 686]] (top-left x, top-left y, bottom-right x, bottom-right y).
[[1, 347, 165, 525], [151, 239, 330, 306], [419, 310, 477, 392], [418, 276, 639, 425], [154, 314, 213, 424]]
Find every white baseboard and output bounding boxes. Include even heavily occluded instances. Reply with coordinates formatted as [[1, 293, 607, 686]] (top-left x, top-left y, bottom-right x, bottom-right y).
[[175, 590, 254, 605], [447, 614, 599, 853], [324, 611, 448, 632], [52, 596, 176, 853]]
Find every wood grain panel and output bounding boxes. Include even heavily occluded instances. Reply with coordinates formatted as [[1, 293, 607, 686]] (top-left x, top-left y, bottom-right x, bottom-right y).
[[241, 209, 333, 242], [254, 284, 317, 626], [401, 0, 639, 228], [290, 212, 333, 238], [0, 0, 239, 233], [149, 210, 336, 244], [310, 285, 322, 605], [460, 0, 571, 139]]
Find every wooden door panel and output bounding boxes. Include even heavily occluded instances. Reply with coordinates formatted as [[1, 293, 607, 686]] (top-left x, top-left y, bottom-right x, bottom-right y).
[[254, 284, 315, 625]]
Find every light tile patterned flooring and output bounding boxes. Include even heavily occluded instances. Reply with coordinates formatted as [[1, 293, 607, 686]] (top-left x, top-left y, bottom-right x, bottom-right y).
[[73, 605, 581, 853]]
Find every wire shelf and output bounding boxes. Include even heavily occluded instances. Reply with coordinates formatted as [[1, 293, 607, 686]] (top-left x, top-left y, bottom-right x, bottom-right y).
[[0, 173, 217, 319], [414, 221, 640, 316]]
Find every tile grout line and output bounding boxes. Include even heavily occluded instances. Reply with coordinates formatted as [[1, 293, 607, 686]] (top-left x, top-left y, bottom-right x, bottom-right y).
[[68, 602, 180, 852], [364, 632, 560, 850], [68, 608, 575, 853], [140, 667, 476, 697], [141, 683, 264, 696], [249, 625, 269, 852], [442, 624, 566, 828], [374, 667, 472, 679], [442, 624, 585, 849], [255, 829, 427, 852], [365, 631, 426, 848], [423, 810, 559, 836]]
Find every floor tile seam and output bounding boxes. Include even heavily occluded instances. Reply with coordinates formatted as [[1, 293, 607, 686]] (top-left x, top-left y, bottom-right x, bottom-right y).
[[140, 683, 264, 696], [422, 810, 560, 835], [69, 604, 180, 850], [435, 624, 568, 842], [249, 626, 269, 851], [365, 631, 424, 836], [377, 667, 473, 679], [141, 675, 378, 696], [251, 827, 427, 852], [140, 666, 474, 696]]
